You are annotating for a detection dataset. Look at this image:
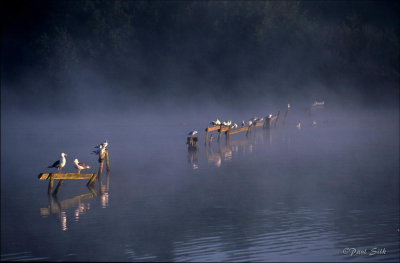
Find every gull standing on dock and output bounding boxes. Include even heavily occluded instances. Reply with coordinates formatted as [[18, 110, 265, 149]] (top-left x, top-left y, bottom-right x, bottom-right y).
[[48, 153, 68, 171], [74, 159, 91, 174], [188, 130, 198, 136], [211, 119, 221, 126]]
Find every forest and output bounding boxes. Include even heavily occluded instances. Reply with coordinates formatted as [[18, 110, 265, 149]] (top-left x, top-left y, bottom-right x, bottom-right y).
[[2, 0, 399, 112]]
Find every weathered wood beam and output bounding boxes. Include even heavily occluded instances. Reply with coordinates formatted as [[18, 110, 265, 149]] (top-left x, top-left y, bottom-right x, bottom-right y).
[[205, 125, 221, 132], [218, 126, 230, 132], [38, 173, 96, 180], [226, 126, 250, 135]]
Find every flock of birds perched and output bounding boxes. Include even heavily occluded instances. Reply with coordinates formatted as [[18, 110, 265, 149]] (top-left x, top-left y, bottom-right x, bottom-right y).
[[188, 115, 274, 137], [187, 102, 322, 136], [47, 140, 109, 173]]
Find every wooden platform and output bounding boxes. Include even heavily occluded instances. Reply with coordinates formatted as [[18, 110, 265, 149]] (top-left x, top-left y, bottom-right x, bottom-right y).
[[254, 121, 265, 127], [205, 125, 221, 132], [38, 173, 96, 180], [218, 126, 231, 132], [226, 126, 250, 135]]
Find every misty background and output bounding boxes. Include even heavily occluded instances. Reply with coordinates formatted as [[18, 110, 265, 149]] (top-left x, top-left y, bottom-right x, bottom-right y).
[[1, 0, 399, 118]]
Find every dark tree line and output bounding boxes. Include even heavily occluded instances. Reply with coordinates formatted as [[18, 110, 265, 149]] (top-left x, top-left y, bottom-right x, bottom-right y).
[[2, 0, 399, 107]]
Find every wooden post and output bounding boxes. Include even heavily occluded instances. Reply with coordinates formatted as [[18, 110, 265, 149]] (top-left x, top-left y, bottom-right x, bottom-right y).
[[187, 137, 198, 147], [204, 128, 208, 144], [283, 108, 290, 126], [48, 176, 54, 195], [88, 162, 103, 186], [274, 111, 280, 127], [87, 174, 97, 186], [87, 183, 98, 196], [265, 116, 272, 129], [209, 134, 214, 145], [105, 149, 110, 172], [246, 125, 252, 136], [217, 125, 222, 141], [53, 180, 64, 196]]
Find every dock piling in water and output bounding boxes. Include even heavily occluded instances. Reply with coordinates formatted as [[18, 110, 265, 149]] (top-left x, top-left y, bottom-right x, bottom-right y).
[[105, 149, 110, 172]]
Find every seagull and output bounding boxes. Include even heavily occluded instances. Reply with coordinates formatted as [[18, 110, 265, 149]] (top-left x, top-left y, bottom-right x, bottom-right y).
[[288, 104, 291, 109], [95, 140, 108, 149], [211, 119, 221, 126], [231, 123, 238, 129], [188, 130, 198, 136], [92, 145, 103, 155], [241, 120, 245, 126], [268, 114, 273, 118], [296, 122, 301, 129], [312, 121, 317, 127], [48, 153, 68, 171], [222, 120, 232, 126], [74, 159, 91, 174]]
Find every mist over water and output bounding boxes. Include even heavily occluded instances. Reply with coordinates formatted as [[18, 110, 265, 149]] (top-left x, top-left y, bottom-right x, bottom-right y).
[[1, 104, 399, 262], [2, 0, 399, 262]]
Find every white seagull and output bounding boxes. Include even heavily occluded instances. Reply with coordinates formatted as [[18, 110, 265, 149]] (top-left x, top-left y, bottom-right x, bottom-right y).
[[74, 159, 91, 174], [312, 121, 317, 127], [296, 122, 301, 129], [211, 119, 221, 126], [222, 120, 232, 126], [188, 130, 198, 136], [48, 153, 68, 171], [241, 120, 245, 126], [288, 104, 291, 109]]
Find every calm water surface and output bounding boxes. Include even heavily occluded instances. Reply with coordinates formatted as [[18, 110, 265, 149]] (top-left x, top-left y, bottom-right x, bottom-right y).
[[1, 108, 399, 262]]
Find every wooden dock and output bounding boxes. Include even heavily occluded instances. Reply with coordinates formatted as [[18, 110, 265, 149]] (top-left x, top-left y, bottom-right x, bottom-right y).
[[226, 126, 250, 135], [38, 173, 96, 180]]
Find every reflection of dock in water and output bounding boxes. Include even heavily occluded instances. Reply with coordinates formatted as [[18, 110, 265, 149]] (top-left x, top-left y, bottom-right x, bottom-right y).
[[189, 124, 283, 169], [40, 172, 111, 231], [187, 103, 329, 169], [39, 153, 111, 231]]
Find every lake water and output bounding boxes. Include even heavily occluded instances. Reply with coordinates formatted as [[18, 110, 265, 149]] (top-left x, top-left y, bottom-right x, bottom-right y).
[[1, 106, 399, 262]]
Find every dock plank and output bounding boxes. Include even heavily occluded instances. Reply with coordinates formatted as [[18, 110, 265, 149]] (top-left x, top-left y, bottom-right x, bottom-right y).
[[226, 126, 250, 135], [205, 126, 221, 132], [38, 173, 96, 180]]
